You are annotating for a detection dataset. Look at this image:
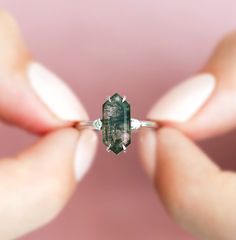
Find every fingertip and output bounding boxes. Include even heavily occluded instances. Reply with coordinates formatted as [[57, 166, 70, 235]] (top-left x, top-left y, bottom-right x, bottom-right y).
[[139, 128, 158, 179], [19, 127, 80, 164], [147, 74, 216, 123], [74, 129, 98, 182], [0, 128, 81, 238], [148, 31, 236, 140], [156, 127, 219, 179], [27, 62, 89, 122], [155, 127, 220, 218], [139, 127, 187, 181], [0, 10, 88, 134], [157, 127, 181, 144]]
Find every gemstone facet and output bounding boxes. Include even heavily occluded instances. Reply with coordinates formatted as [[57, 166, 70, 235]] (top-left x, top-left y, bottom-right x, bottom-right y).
[[102, 93, 131, 154]]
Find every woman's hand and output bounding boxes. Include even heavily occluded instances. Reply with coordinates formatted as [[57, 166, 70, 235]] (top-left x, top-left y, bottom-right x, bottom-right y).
[[140, 32, 236, 240], [0, 11, 97, 239]]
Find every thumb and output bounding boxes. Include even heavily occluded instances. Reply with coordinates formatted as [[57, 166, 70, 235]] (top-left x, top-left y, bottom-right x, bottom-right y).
[[148, 31, 236, 139], [0, 10, 88, 134], [141, 128, 236, 240], [0, 128, 97, 239]]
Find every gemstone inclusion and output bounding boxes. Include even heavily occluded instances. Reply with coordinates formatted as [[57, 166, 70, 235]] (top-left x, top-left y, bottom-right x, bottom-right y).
[[102, 93, 131, 154]]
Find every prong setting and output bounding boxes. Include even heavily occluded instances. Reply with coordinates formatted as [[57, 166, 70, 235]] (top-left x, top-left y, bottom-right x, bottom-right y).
[[106, 144, 112, 152], [122, 144, 127, 152], [77, 92, 158, 155], [106, 96, 112, 102]]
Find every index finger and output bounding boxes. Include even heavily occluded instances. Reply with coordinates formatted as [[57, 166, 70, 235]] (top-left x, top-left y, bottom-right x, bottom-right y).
[[148, 31, 236, 139], [0, 10, 88, 134]]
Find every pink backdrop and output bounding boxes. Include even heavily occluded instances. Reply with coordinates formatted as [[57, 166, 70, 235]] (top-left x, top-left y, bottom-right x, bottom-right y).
[[0, 0, 236, 239]]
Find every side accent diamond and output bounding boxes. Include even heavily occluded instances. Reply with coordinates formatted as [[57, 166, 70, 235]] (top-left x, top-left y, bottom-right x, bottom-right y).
[[93, 118, 102, 130]]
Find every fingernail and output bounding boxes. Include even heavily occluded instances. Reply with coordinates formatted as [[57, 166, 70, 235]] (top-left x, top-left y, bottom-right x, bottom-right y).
[[27, 62, 88, 121], [74, 130, 97, 181], [139, 129, 157, 180], [148, 73, 216, 122]]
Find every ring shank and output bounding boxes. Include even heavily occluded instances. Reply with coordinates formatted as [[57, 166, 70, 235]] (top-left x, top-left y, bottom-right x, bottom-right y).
[[77, 121, 96, 128], [76, 118, 158, 131], [140, 120, 158, 128]]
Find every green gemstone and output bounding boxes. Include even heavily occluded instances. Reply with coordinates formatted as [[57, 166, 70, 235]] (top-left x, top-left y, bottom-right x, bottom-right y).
[[102, 93, 131, 154]]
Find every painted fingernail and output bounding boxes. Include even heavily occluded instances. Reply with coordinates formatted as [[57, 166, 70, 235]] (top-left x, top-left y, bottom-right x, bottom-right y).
[[148, 74, 216, 122], [139, 129, 157, 180], [74, 130, 97, 181], [27, 62, 88, 121]]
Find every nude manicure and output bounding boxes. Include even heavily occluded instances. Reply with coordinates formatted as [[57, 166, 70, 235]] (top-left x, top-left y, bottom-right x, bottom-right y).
[[74, 130, 97, 181], [28, 62, 88, 121], [148, 74, 216, 122]]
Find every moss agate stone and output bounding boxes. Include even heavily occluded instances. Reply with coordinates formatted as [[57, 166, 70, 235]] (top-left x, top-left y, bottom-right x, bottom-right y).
[[102, 93, 131, 154]]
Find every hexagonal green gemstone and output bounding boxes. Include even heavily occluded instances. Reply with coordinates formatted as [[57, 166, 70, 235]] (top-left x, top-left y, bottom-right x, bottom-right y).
[[102, 93, 131, 154]]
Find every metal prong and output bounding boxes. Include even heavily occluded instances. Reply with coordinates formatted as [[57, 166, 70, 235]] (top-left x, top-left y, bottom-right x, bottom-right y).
[[122, 96, 126, 102], [106, 96, 112, 102], [106, 144, 111, 152], [122, 144, 127, 152]]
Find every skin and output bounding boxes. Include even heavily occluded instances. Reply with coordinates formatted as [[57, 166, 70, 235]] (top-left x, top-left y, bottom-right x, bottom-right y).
[[1, 8, 236, 240], [140, 31, 236, 239], [0, 10, 98, 240]]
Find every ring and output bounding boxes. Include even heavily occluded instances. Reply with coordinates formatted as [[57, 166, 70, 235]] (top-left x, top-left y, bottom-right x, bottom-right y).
[[76, 93, 158, 154]]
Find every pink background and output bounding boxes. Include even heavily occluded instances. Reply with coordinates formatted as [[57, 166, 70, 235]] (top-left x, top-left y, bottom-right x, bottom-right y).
[[0, 0, 236, 239]]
